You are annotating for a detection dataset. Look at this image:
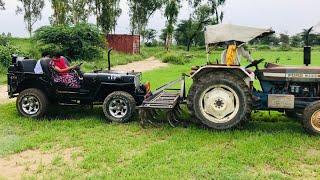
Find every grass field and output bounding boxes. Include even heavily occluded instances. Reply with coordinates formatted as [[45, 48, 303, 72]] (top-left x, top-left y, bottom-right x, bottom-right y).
[[1, 43, 320, 179]]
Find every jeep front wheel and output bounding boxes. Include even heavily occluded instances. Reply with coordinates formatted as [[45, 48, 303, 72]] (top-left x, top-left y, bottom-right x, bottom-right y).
[[17, 88, 48, 118], [103, 91, 136, 123]]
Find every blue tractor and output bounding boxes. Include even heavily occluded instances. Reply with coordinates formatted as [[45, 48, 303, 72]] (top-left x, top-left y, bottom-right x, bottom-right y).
[[186, 24, 320, 135]]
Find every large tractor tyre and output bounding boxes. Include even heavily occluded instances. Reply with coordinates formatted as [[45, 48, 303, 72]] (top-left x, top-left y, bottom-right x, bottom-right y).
[[191, 72, 252, 130], [303, 101, 320, 135], [187, 83, 200, 123], [16, 88, 48, 119], [103, 91, 136, 123]]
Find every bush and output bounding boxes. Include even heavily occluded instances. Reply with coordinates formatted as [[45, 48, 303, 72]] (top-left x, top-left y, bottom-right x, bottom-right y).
[[0, 35, 9, 46], [34, 23, 105, 60], [279, 44, 292, 51], [162, 53, 190, 65], [256, 45, 271, 50], [0, 45, 28, 67]]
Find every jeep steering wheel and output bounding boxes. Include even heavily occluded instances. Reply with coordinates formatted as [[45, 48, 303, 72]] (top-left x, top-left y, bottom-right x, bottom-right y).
[[73, 63, 84, 78], [245, 59, 264, 69]]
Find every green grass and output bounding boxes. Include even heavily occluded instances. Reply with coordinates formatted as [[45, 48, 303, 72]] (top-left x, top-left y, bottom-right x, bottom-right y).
[[1, 45, 320, 179], [1, 104, 320, 179]]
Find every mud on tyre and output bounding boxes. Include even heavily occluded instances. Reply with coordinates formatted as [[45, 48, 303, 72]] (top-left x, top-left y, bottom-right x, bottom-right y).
[[189, 71, 252, 130]]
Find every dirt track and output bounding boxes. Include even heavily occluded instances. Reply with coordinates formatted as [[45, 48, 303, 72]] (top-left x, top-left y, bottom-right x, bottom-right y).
[[0, 57, 167, 105]]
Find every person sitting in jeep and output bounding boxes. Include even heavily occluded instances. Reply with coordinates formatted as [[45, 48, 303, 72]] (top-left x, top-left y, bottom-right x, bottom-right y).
[[49, 52, 81, 89]]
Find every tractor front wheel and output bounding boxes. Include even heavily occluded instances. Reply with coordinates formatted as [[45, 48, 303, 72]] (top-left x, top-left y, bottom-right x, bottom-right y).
[[190, 72, 252, 130], [303, 101, 320, 135]]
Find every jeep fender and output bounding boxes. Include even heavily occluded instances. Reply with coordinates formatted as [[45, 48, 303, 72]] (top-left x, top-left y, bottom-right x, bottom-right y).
[[191, 66, 255, 87]]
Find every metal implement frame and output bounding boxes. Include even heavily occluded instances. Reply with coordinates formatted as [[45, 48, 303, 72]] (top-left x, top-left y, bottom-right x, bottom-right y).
[[138, 75, 186, 127]]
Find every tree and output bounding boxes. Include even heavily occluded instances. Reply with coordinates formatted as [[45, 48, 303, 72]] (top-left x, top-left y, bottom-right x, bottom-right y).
[[164, 0, 180, 51], [175, 4, 212, 51], [68, 0, 92, 24], [290, 34, 302, 47], [279, 33, 290, 45], [92, 0, 122, 34], [190, 0, 226, 24], [143, 29, 157, 44], [16, 0, 45, 37], [50, 0, 70, 25], [129, 0, 163, 35], [0, 0, 5, 10]]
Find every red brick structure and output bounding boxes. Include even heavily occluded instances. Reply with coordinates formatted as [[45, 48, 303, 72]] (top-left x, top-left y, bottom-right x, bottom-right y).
[[106, 34, 140, 54]]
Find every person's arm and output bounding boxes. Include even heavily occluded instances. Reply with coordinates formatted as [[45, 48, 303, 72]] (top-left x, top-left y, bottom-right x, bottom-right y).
[[238, 47, 254, 63], [53, 66, 76, 73]]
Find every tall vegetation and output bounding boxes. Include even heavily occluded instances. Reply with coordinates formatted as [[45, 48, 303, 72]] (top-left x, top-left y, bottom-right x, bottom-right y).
[[175, 5, 213, 51], [68, 0, 93, 24], [16, 0, 45, 37], [50, 0, 69, 25], [164, 0, 180, 51], [129, 0, 163, 35], [93, 0, 122, 34], [34, 24, 105, 60], [0, 0, 4, 10]]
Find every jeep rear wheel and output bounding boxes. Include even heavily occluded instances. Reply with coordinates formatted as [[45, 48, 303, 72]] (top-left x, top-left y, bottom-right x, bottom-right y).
[[303, 101, 320, 135], [17, 88, 48, 119], [190, 72, 252, 130], [103, 91, 136, 123]]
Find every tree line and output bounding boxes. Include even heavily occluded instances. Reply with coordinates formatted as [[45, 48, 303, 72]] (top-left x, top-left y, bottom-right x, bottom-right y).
[[2, 0, 318, 51], [0, 0, 226, 51]]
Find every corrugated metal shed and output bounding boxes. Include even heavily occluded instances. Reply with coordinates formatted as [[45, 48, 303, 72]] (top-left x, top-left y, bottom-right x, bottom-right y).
[[106, 34, 140, 54]]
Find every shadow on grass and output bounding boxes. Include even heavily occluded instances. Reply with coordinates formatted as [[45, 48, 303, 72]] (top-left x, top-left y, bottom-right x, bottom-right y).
[[15, 103, 307, 136], [45, 105, 107, 122]]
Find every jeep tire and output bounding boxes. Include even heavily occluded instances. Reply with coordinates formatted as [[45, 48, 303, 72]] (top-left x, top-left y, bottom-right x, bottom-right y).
[[17, 88, 48, 119], [103, 91, 136, 123]]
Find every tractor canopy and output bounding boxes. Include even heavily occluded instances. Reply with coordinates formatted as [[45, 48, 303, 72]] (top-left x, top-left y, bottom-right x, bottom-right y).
[[205, 24, 275, 47]]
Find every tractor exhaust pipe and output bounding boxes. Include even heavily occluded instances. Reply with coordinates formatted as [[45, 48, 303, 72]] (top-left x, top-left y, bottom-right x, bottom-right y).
[[108, 49, 112, 71], [304, 27, 313, 66], [304, 46, 311, 66]]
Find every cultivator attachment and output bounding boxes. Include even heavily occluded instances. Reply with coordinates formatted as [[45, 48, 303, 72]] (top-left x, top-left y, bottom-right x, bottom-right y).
[[138, 75, 186, 128]]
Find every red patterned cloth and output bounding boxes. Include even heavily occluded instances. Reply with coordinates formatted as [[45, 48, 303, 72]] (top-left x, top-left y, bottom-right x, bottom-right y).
[[50, 57, 80, 89]]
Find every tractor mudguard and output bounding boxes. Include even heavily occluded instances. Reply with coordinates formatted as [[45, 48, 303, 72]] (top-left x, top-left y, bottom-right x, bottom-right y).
[[191, 65, 255, 87]]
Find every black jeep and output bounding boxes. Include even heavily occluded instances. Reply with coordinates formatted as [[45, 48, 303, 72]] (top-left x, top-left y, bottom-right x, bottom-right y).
[[7, 51, 149, 122]]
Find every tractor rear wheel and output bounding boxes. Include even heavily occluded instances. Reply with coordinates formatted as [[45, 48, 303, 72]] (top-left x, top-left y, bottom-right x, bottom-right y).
[[190, 71, 252, 130], [187, 82, 200, 123], [303, 101, 320, 135]]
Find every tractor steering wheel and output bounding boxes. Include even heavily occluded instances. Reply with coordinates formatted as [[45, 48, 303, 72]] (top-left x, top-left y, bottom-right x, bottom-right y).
[[245, 59, 264, 69]]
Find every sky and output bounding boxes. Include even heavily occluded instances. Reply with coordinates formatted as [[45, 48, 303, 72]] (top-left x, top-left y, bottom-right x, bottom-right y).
[[0, 0, 319, 37]]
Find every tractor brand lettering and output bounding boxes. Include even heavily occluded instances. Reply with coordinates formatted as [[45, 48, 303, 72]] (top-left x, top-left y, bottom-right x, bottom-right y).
[[264, 73, 320, 79]]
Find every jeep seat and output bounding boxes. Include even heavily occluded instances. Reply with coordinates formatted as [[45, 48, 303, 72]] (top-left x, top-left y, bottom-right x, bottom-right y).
[[40, 58, 52, 77], [17, 59, 37, 73]]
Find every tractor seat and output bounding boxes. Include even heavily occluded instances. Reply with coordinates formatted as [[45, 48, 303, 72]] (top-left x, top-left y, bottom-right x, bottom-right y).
[[17, 59, 37, 73]]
